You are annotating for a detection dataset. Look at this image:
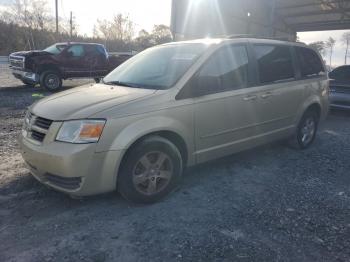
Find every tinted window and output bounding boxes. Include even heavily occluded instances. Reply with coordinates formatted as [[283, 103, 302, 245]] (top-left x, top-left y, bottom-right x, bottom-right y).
[[196, 45, 249, 95], [84, 45, 96, 54], [296, 47, 325, 78], [96, 45, 108, 58], [254, 45, 295, 84], [67, 45, 85, 57], [329, 66, 350, 80], [44, 44, 67, 55]]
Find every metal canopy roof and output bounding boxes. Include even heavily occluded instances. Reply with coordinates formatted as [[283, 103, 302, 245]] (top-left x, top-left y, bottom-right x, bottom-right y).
[[275, 0, 350, 32]]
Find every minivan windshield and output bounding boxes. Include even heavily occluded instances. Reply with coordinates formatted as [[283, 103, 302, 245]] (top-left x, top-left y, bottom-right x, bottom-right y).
[[44, 44, 68, 55], [103, 43, 208, 90]]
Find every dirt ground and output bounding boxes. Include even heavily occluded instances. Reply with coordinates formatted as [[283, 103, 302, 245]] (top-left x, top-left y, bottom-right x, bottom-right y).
[[0, 66, 350, 262]]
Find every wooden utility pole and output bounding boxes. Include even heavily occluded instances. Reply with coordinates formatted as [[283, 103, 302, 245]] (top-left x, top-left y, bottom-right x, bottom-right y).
[[55, 0, 59, 34]]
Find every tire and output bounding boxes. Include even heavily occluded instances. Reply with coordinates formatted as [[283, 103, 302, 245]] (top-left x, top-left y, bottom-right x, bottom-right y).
[[21, 80, 36, 87], [289, 109, 319, 150], [94, 78, 101, 83], [40, 70, 62, 92], [118, 136, 183, 204]]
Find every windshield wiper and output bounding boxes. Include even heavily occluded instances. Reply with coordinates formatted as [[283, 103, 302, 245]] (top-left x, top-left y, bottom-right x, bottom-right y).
[[103, 80, 144, 88]]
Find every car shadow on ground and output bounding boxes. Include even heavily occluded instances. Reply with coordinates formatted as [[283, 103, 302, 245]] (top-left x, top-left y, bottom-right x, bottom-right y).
[[0, 141, 284, 206]]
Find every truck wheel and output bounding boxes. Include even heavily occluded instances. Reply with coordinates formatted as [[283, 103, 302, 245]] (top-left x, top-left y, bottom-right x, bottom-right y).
[[21, 80, 36, 87], [94, 78, 101, 83], [118, 136, 183, 204], [40, 71, 62, 92]]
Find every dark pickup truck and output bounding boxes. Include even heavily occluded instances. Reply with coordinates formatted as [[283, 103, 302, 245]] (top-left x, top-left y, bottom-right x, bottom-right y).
[[9, 42, 132, 91]]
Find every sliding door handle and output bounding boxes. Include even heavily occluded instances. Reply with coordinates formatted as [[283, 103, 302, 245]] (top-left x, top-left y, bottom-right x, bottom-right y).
[[243, 95, 258, 101], [261, 92, 274, 99]]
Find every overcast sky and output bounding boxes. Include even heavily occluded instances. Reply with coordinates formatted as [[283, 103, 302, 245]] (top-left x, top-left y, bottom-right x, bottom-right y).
[[0, 0, 349, 66]]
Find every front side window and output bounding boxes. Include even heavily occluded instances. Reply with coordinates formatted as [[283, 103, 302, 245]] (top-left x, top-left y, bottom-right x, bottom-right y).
[[195, 45, 249, 96], [44, 44, 67, 55], [67, 45, 85, 57], [103, 43, 208, 90], [296, 47, 325, 78], [254, 44, 295, 84]]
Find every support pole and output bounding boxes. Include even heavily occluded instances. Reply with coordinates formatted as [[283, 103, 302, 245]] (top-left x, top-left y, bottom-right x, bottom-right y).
[[70, 11, 73, 39], [270, 0, 277, 37], [55, 0, 59, 34]]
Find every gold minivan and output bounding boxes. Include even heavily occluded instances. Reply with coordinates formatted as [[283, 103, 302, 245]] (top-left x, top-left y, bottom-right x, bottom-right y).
[[19, 37, 329, 203]]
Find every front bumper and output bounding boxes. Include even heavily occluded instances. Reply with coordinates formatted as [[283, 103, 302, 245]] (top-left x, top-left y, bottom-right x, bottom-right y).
[[11, 68, 39, 83], [19, 134, 125, 196], [330, 92, 350, 110]]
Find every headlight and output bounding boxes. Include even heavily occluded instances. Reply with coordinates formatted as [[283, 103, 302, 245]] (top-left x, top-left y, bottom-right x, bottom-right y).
[[56, 120, 106, 144]]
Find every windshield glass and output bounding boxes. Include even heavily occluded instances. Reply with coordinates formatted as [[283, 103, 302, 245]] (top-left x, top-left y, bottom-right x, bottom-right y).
[[44, 44, 67, 55], [103, 43, 208, 89]]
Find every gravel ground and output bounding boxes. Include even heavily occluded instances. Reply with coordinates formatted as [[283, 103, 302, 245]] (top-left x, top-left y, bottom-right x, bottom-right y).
[[0, 66, 350, 262]]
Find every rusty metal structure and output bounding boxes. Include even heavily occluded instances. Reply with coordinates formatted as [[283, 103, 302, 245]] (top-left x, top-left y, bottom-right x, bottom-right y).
[[171, 0, 350, 41]]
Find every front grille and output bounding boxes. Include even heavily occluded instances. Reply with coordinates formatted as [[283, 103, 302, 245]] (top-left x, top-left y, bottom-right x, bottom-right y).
[[34, 117, 53, 130], [331, 85, 350, 94], [24, 112, 53, 143], [334, 101, 350, 107], [31, 130, 46, 142], [9, 55, 25, 69], [44, 173, 82, 190]]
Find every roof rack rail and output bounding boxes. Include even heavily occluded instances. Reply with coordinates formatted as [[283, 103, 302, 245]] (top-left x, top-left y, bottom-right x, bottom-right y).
[[226, 34, 300, 43]]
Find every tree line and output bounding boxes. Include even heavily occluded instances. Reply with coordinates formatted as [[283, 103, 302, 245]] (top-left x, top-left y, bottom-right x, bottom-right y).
[[0, 0, 172, 55], [308, 32, 350, 68]]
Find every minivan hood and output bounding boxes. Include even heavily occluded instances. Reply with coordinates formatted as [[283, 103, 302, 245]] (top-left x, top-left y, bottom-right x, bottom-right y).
[[31, 84, 156, 120]]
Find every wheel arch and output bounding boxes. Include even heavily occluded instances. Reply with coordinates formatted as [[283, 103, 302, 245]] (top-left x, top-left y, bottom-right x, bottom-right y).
[[120, 130, 189, 169], [305, 103, 321, 120], [296, 96, 322, 125]]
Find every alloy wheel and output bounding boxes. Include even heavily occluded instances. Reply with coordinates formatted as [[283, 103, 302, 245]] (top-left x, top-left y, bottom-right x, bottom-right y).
[[132, 151, 173, 195]]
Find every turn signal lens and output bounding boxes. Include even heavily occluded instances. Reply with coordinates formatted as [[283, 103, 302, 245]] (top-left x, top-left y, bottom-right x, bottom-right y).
[[79, 123, 104, 139]]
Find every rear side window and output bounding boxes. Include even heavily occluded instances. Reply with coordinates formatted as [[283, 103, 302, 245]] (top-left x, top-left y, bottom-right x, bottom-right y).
[[197, 45, 249, 95], [67, 45, 85, 57], [253, 44, 295, 84], [296, 47, 325, 78], [330, 66, 350, 80]]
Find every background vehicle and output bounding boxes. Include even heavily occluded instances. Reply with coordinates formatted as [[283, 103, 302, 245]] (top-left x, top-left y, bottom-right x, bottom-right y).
[[9, 42, 132, 91], [19, 38, 329, 203], [329, 65, 350, 110]]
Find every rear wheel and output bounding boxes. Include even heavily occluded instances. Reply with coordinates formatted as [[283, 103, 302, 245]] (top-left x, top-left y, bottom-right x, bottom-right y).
[[289, 110, 319, 149], [118, 136, 183, 204], [40, 70, 62, 92]]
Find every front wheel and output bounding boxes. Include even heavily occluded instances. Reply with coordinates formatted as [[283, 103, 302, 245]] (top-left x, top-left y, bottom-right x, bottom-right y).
[[118, 136, 183, 204], [289, 110, 319, 149], [40, 71, 62, 92]]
